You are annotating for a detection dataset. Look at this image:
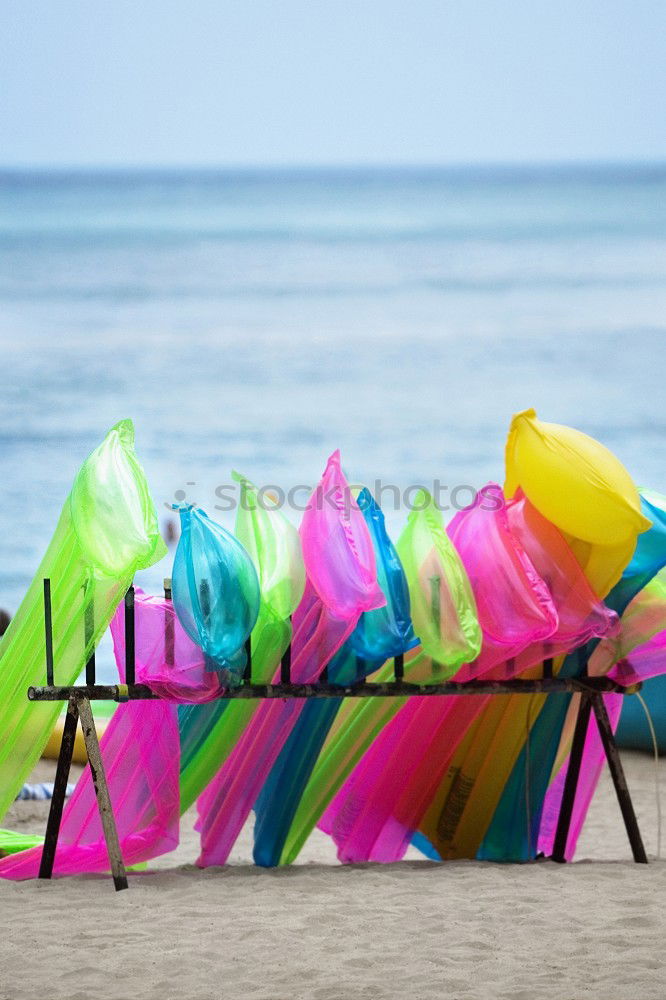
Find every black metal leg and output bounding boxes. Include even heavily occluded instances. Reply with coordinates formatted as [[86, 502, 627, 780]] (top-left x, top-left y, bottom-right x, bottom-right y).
[[77, 696, 128, 891], [124, 586, 135, 684], [85, 593, 96, 685], [590, 693, 648, 864], [39, 695, 79, 879], [552, 694, 592, 863], [43, 579, 54, 686], [280, 641, 291, 685]]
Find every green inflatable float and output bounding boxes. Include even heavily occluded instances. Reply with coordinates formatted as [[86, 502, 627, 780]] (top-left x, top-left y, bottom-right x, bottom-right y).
[[0, 419, 166, 823]]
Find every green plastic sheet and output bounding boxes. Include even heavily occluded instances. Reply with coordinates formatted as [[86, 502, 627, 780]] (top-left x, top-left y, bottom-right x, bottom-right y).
[[0, 420, 166, 822]]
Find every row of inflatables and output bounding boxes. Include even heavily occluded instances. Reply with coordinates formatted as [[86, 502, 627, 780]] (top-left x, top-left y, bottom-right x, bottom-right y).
[[1, 409, 666, 878]]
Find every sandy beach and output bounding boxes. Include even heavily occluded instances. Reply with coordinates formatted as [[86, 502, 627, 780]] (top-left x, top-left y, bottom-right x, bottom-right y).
[[1, 751, 664, 1000]]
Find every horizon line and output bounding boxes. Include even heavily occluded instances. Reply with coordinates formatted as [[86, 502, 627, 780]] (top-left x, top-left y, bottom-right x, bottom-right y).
[[1, 157, 666, 174]]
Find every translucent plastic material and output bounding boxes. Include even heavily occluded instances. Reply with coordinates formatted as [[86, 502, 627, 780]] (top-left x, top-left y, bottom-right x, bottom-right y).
[[177, 609, 290, 814], [502, 491, 619, 667], [395, 490, 481, 677], [279, 497, 482, 864], [195, 452, 385, 867], [0, 420, 166, 823], [448, 486, 557, 680], [435, 486, 621, 863], [252, 490, 418, 866], [321, 694, 485, 863], [178, 473, 303, 812], [112, 590, 223, 703], [425, 491, 620, 864], [172, 504, 261, 686], [610, 622, 666, 688], [300, 452, 384, 616], [0, 830, 44, 856], [0, 699, 179, 879], [280, 665, 399, 863], [233, 471, 305, 621], [441, 412, 647, 863], [318, 486, 546, 862], [323, 488, 618, 864], [347, 489, 419, 667], [479, 489, 666, 864], [506, 410, 649, 600], [601, 568, 666, 685], [605, 491, 666, 616], [0, 599, 179, 880]]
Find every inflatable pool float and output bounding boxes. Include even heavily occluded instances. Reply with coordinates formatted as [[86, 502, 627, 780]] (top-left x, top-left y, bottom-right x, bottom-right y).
[[41, 711, 112, 765]]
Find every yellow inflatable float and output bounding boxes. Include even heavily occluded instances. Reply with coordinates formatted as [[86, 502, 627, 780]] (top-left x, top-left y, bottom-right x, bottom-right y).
[[42, 712, 111, 765]]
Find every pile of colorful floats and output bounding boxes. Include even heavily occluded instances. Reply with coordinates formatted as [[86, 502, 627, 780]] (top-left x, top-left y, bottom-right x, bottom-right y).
[[1, 407, 666, 879]]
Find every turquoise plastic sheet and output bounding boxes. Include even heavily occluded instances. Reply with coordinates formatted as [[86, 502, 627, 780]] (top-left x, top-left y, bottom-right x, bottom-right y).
[[172, 504, 260, 686]]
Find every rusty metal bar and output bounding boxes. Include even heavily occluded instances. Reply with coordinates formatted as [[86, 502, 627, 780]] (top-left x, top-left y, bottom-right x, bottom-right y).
[[77, 696, 128, 891], [29, 675, 639, 703], [30, 684, 156, 701]]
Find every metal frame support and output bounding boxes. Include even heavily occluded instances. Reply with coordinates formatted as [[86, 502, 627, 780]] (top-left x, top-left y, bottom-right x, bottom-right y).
[[551, 691, 648, 865], [551, 694, 593, 862], [77, 696, 128, 890], [590, 693, 648, 864], [39, 695, 79, 880]]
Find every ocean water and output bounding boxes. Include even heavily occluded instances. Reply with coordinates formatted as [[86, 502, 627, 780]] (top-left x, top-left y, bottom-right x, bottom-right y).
[[1, 166, 666, 679]]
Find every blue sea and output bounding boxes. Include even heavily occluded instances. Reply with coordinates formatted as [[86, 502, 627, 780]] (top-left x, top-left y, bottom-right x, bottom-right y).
[[1, 165, 666, 680]]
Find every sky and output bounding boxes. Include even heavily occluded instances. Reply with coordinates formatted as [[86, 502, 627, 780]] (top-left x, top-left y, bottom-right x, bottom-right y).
[[1, 0, 665, 168]]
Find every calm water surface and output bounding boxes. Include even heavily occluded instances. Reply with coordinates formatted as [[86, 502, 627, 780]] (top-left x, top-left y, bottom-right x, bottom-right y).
[[1, 166, 665, 679]]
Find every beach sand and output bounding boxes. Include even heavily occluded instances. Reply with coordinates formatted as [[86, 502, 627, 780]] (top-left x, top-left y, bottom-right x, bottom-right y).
[[1, 751, 665, 1000]]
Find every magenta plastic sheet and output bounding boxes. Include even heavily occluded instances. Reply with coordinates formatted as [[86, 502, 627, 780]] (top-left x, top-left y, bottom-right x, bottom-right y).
[[0, 698, 179, 879], [446, 486, 557, 681], [112, 590, 225, 703], [609, 629, 666, 686], [0, 595, 183, 880], [320, 694, 484, 863]]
